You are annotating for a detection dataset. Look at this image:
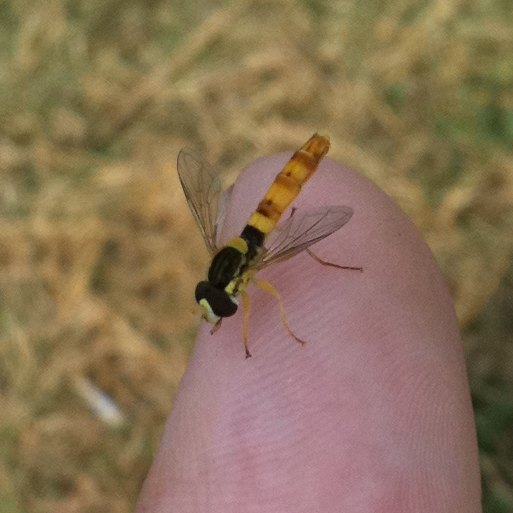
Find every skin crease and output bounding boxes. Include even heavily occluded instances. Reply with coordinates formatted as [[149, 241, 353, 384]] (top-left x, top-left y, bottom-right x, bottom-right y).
[[136, 153, 482, 513]]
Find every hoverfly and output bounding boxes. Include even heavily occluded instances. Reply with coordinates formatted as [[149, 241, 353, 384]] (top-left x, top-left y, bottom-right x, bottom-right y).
[[178, 133, 361, 357]]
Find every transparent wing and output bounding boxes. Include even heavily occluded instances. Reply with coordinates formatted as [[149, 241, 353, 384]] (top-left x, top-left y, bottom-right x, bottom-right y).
[[253, 205, 354, 270], [177, 147, 228, 255], [216, 184, 233, 243]]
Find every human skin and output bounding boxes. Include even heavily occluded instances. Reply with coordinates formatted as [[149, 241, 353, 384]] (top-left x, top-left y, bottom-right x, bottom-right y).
[[136, 152, 482, 512]]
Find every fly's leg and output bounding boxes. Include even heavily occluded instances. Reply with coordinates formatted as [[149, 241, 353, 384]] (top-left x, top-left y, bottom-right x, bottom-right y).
[[210, 318, 222, 334], [241, 290, 252, 358], [253, 278, 306, 346], [306, 248, 363, 272], [287, 209, 362, 271]]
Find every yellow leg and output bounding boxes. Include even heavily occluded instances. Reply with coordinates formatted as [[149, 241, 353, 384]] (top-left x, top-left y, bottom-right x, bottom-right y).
[[306, 248, 363, 272], [241, 291, 252, 358], [253, 278, 306, 346]]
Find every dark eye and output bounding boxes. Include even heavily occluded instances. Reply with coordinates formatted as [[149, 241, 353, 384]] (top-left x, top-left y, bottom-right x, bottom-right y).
[[195, 281, 238, 317]]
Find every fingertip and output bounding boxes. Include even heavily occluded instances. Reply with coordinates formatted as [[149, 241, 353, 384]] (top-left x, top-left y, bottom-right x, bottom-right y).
[[139, 146, 480, 512]]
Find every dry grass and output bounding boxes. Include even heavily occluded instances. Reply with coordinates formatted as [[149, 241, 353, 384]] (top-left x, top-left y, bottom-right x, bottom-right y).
[[0, 1, 512, 511]]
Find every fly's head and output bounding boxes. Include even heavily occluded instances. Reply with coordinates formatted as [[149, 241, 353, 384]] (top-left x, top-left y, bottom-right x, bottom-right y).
[[195, 281, 238, 324]]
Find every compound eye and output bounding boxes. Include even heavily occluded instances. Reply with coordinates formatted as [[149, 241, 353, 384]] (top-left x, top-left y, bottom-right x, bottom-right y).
[[195, 281, 238, 318]]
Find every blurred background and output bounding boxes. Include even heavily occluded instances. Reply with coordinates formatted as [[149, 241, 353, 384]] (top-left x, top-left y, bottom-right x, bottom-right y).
[[0, 1, 512, 511]]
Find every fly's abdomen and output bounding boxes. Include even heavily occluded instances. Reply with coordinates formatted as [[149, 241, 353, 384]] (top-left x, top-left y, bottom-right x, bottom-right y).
[[246, 133, 330, 235]]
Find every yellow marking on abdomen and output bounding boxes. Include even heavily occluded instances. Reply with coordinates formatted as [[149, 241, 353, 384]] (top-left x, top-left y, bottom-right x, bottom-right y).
[[225, 236, 249, 254], [246, 133, 330, 235]]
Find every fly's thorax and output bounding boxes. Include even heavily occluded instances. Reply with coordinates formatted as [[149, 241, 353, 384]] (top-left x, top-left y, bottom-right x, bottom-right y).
[[207, 237, 248, 288]]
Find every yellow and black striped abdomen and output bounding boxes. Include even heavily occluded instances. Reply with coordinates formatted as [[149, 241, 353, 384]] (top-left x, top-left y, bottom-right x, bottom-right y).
[[245, 133, 330, 236]]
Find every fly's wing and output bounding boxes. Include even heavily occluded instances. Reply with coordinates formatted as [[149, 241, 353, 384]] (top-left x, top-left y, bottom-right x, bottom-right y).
[[253, 205, 354, 270], [215, 183, 234, 246], [177, 147, 229, 255]]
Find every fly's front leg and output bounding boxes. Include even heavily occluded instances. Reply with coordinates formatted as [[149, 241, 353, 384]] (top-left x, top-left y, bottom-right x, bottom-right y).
[[210, 318, 222, 334], [306, 248, 363, 272], [252, 278, 306, 346], [241, 290, 252, 358]]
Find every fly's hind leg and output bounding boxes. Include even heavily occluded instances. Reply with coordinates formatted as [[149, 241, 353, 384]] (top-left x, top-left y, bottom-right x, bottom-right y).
[[253, 278, 306, 347], [306, 248, 363, 272]]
